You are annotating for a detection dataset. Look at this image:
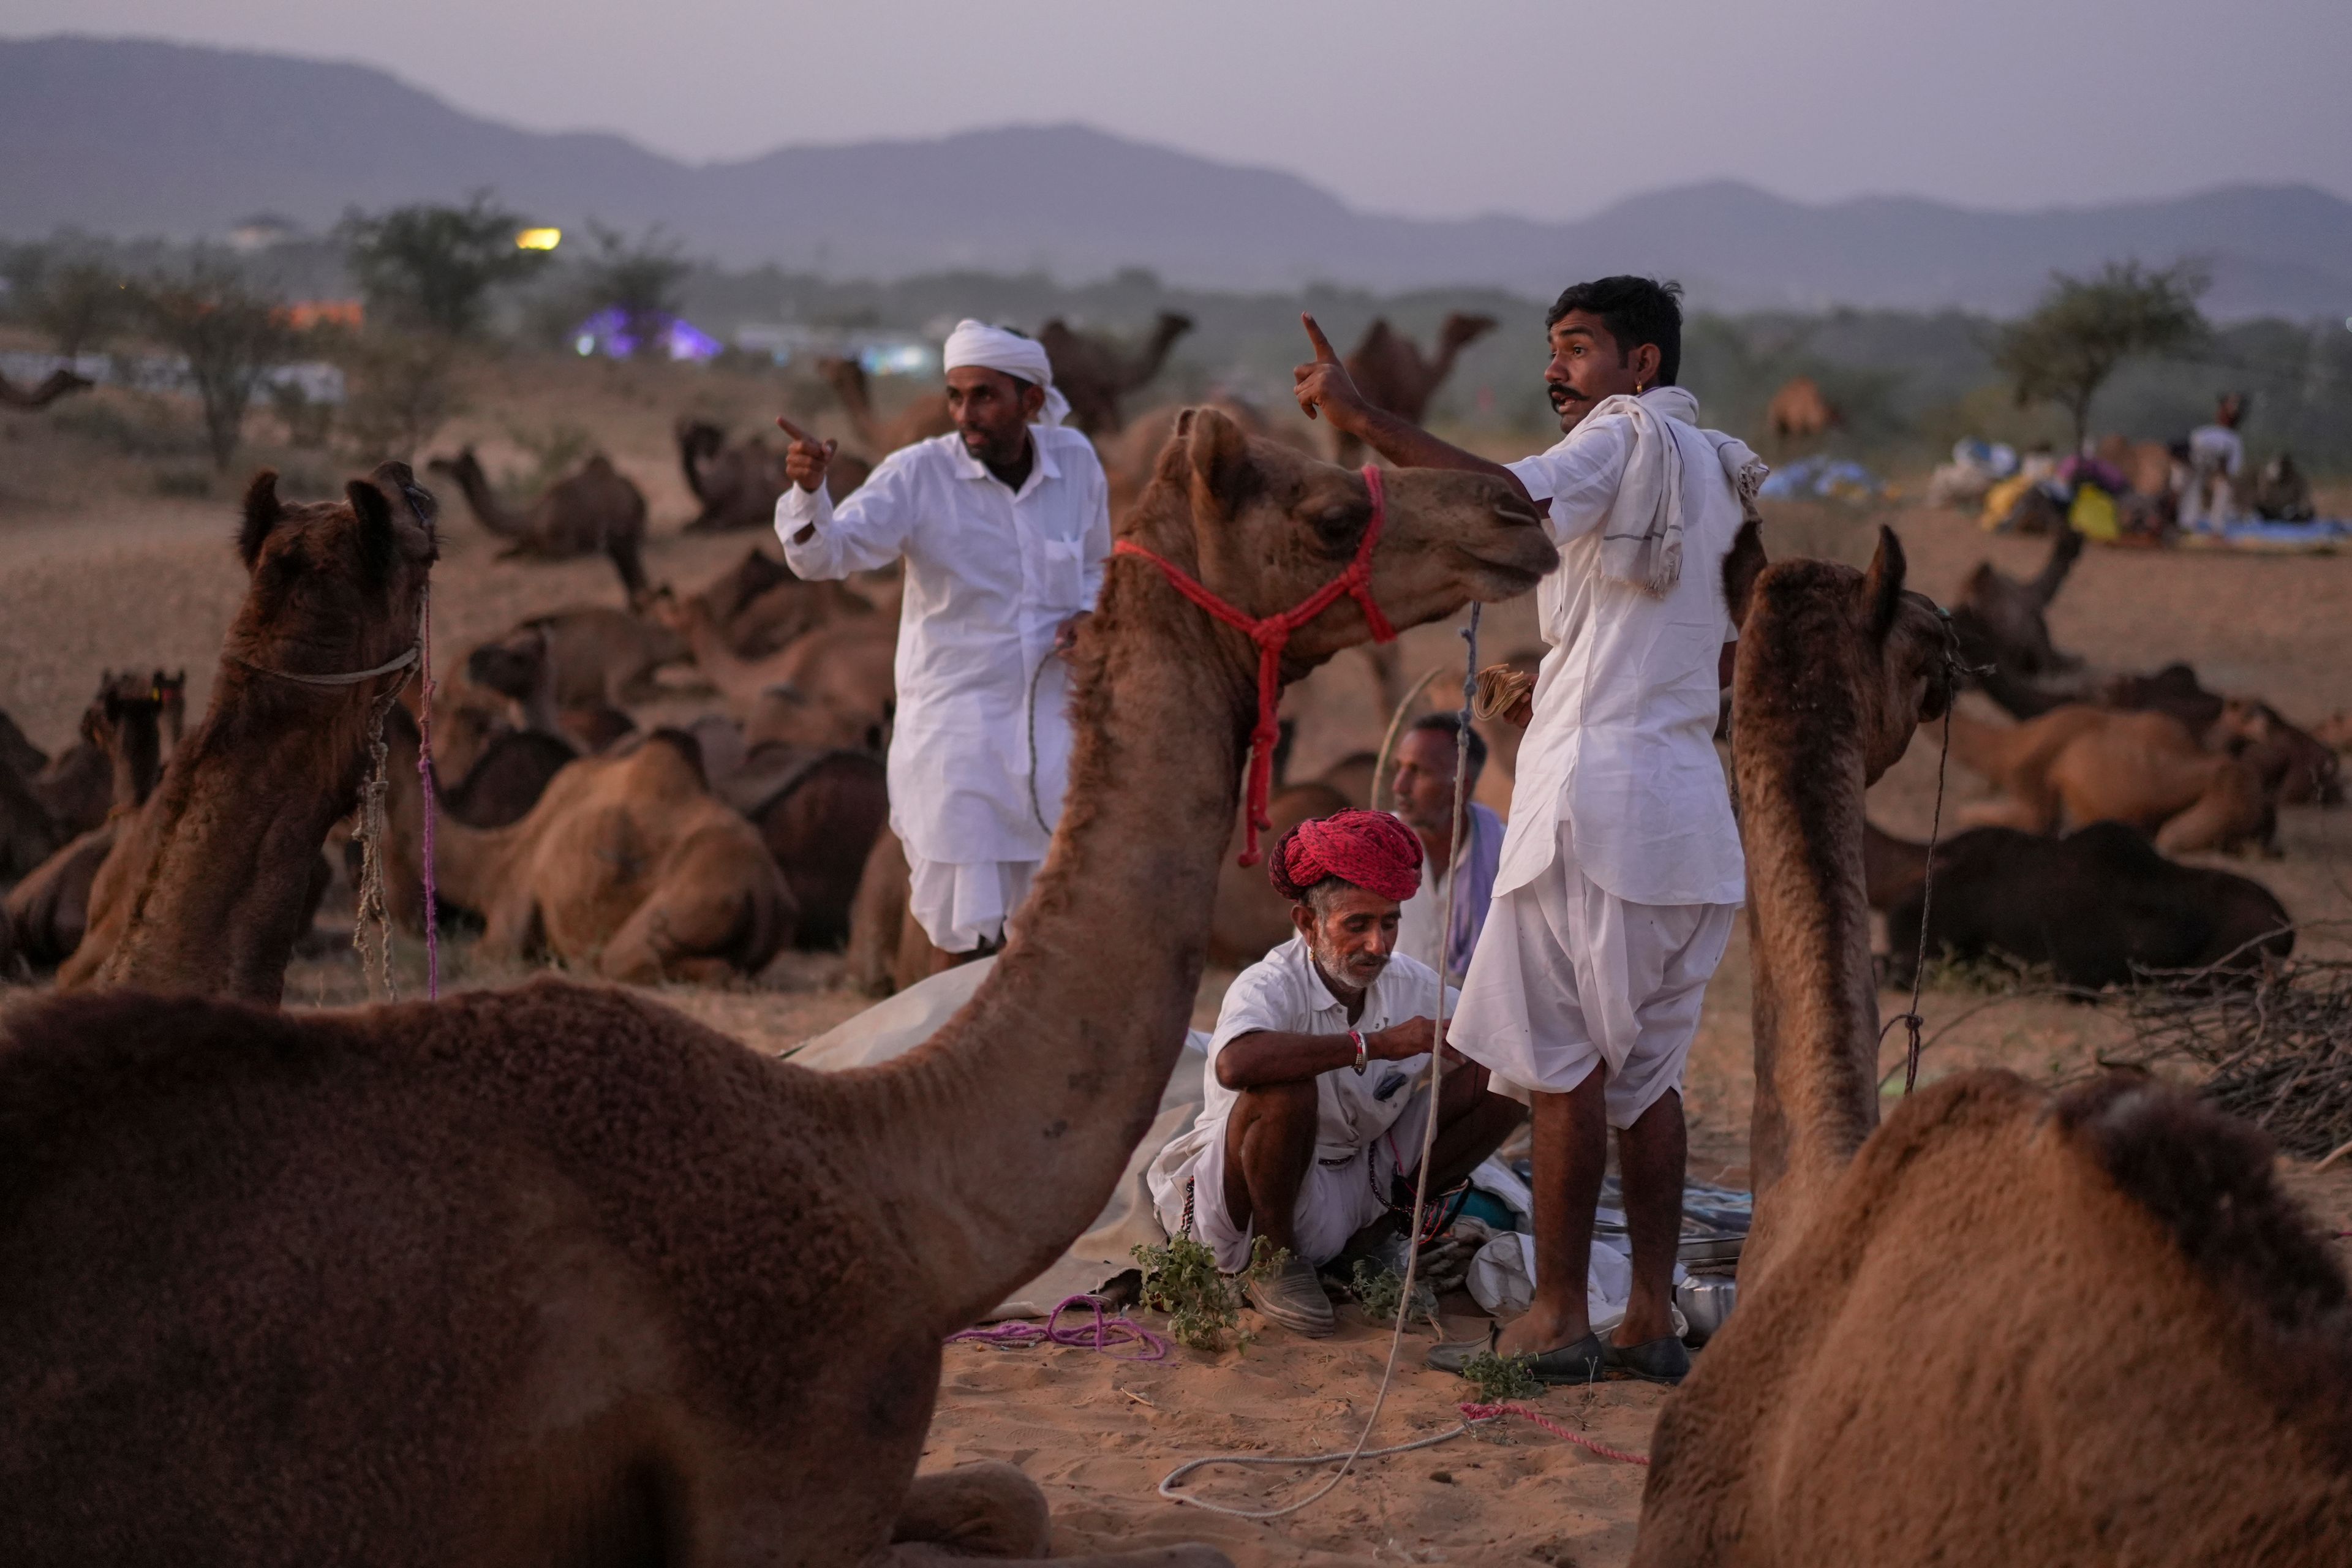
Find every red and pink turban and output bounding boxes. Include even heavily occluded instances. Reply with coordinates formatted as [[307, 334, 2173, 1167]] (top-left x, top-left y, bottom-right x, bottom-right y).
[[1268, 809, 1423, 904]]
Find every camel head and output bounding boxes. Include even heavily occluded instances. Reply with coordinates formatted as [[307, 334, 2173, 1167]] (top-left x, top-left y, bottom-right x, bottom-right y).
[[1126, 407, 1555, 673], [815, 355, 866, 404], [79, 671, 165, 752], [1438, 312, 1499, 353], [228, 462, 438, 681], [1727, 521, 1950, 784]]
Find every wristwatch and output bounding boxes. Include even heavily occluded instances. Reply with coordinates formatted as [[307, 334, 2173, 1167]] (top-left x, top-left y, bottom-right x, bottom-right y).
[[1348, 1030, 1368, 1075]]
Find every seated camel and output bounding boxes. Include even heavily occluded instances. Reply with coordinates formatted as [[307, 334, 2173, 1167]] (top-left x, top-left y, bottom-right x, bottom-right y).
[[1633, 523, 2352, 1564], [0, 407, 1553, 1567], [818, 355, 953, 458], [2106, 663, 2343, 806], [5, 676, 167, 968], [1947, 526, 2089, 717], [676, 417, 869, 532], [1868, 820, 2292, 990], [426, 446, 651, 600], [683, 545, 879, 660], [651, 590, 897, 755], [709, 736, 888, 952], [1946, 701, 2273, 854], [462, 622, 635, 757], [380, 712, 792, 984]]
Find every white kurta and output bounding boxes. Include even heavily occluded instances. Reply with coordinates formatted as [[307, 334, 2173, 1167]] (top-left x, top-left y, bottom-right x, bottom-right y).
[[778, 428, 1110, 948], [1491, 388, 1747, 908], [1145, 937, 1455, 1269]]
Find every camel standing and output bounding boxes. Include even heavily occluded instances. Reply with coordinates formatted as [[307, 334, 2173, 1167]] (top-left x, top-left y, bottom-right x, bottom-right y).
[[5, 677, 166, 967], [57, 465, 437, 1002], [427, 447, 650, 601], [1038, 311, 1194, 435], [1330, 312, 1497, 466], [818, 355, 954, 458], [0, 367, 92, 410], [1764, 374, 1839, 447], [1632, 526, 2352, 1564], [0, 409, 1553, 1567]]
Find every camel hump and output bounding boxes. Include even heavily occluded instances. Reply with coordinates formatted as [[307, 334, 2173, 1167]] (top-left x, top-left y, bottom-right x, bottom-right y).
[[2052, 1072, 2350, 1333], [638, 726, 708, 786]]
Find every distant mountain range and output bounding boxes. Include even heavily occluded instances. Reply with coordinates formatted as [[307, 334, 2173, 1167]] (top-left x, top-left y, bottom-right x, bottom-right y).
[[7, 35, 2351, 318]]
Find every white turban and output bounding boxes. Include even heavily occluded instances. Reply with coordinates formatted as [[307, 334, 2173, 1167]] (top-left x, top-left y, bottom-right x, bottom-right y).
[[941, 319, 1071, 427]]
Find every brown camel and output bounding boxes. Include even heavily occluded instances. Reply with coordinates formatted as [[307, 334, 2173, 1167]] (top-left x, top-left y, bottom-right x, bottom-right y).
[[426, 447, 650, 600], [378, 712, 791, 982], [1104, 394, 1314, 521], [1947, 702, 2273, 854], [818, 355, 954, 457], [5, 677, 167, 968], [0, 410, 1549, 1566], [1038, 311, 1194, 435], [714, 741, 891, 951], [676, 417, 870, 532], [58, 464, 437, 1002], [0, 739, 61, 889], [0, 366, 92, 410], [1331, 312, 1498, 464], [1764, 374, 1839, 447], [654, 591, 897, 755], [2105, 663, 2342, 807], [1633, 526, 2352, 1567], [686, 545, 879, 660], [470, 601, 692, 711], [462, 623, 635, 757]]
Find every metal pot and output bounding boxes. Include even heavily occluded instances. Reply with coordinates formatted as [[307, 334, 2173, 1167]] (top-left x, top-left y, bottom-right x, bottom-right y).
[[1676, 1275, 1737, 1345]]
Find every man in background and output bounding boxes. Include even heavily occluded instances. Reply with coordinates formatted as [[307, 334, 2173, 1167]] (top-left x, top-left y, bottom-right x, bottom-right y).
[[1388, 713, 1502, 982]]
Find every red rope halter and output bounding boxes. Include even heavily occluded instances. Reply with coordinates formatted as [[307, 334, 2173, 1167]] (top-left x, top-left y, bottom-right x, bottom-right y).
[[1113, 464, 1398, 865]]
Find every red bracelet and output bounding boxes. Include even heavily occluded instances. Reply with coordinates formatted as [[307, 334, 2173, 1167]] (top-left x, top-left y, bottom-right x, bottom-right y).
[[1349, 1030, 1368, 1074]]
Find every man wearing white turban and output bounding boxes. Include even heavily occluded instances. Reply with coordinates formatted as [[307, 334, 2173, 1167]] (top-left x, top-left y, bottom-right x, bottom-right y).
[[774, 321, 1109, 962]]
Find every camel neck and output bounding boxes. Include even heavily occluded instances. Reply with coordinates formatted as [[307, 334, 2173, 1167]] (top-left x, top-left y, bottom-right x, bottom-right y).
[[449, 462, 526, 538], [107, 716, 162, 813], [100, 673, 393, 1003], [1733, 587, 1884, 1266], [847, 539, 1254, 1332]]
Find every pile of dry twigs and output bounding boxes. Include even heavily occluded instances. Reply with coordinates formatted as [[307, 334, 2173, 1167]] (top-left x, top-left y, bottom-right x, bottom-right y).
[[2113, 956, 2352, 1160]]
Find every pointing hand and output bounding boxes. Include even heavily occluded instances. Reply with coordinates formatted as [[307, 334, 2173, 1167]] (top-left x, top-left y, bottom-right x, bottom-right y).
[[1292, 312, 1367, 426], [774, 415, 837, 494]]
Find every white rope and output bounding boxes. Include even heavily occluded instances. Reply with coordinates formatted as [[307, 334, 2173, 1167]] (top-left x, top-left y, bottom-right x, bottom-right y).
[[1160, 605, 1483, 1520]]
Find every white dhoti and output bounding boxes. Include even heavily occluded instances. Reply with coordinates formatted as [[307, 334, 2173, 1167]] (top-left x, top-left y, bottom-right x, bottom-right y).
[[906, 853, 1039, 954], [1453, 821, 1736, 1129], [1158, 1089, 1434, 1273]]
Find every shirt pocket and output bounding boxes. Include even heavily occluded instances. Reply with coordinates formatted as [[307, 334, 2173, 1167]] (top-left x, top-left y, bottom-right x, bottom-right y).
[[1039, 536, 1086, 612]]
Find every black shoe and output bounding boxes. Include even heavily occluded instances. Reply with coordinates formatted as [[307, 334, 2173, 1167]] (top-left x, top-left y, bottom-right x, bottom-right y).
[[1605, 1334, 1692, 1385]]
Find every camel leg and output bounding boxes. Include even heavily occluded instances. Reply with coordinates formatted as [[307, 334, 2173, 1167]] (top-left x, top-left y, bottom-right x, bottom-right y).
[[600, 886, 742, 984], [889, 1463, 1051, 1556]]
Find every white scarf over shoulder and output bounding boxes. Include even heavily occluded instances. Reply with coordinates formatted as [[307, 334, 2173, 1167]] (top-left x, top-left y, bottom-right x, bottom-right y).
[[1587, 386, 1768, 596]]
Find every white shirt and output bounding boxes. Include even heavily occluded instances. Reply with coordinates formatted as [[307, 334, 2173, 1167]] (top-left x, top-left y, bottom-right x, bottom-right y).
[[1393, 802, 1502, 978], [1199, 936, 1453, 1164], [1498, 390, 1746, 908], [778, 428, 1110, 867], [2188, 424, 2244, 477]]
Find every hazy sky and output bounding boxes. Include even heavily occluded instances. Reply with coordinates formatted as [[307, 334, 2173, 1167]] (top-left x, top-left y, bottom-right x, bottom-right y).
[[8, 0, 2348, 220]]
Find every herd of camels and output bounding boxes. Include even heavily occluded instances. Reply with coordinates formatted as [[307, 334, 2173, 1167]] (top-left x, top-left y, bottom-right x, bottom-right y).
[[2, 307, 2350, 1562]]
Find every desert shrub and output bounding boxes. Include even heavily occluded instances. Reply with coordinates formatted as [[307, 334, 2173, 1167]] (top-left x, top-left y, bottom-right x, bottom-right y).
[[1458, 1348, 1543, 1403], [335, 330, 464, 463], [137, 265, 293, 471], [1132, 1234, 1284, 1352]]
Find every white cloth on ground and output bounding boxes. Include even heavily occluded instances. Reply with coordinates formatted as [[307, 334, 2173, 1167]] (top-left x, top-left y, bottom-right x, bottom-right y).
[[1146, 935, 1455, 1271], [1496, 386, 1749, 909], [942, 318, 1072, 427], [1451, 818, 1736, 1129], [778, 427, 1109, 949], [906, 852, 1037, 954]]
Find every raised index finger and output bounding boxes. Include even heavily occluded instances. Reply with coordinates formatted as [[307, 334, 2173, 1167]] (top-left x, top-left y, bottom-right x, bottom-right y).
[[774, 414, 818, 445], [1300, 312, 1341, 363]]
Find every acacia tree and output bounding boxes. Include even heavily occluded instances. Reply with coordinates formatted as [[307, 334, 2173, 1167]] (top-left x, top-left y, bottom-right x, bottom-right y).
[[139, 265, 293, 471], [339, 193, 549, 337], [583, 223, 690, 358], [1997, 261, 2207, 452]]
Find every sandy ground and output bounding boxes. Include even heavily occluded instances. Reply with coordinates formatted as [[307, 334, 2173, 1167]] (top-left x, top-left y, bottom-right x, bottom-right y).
[[6, 358, 2351, 1564]]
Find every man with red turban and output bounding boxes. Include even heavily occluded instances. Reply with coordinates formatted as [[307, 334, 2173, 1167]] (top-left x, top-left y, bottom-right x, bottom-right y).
[[1147, 811, 1526, 1336]]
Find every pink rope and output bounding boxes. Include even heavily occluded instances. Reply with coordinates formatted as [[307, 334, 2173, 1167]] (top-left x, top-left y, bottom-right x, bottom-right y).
[[1458, 1401, 1651, 1466], [948, 1294, 1172, 1361], [415, 584, 440, 1000]]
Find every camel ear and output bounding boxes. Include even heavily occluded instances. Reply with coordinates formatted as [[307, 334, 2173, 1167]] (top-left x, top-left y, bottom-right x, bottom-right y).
[[1721, 519, 1767, 630], [1862, 524, 1909, 641], [239, 469, 283, 570], [347, 478, 399, 582], [1185, 406, 1252, 514]]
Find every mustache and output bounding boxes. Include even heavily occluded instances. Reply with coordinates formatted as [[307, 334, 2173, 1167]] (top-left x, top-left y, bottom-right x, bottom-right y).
[[1547, 383, 1588, 409]]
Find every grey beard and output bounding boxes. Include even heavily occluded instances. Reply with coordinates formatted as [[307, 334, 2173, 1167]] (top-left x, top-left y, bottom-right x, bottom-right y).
[[1313, 938, 1388, 997]]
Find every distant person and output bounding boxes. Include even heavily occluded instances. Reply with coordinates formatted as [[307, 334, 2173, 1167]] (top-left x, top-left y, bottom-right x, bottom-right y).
[[1145, 810, 1523, 1337], [774, 322, 1110, 963], [1387, 713, 1502, 981], [1295, 276, 1757, 1387], [2179, 392, 2250, 533]]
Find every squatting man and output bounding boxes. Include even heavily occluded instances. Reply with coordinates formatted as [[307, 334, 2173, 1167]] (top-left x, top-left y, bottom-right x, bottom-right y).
[[772, 322, 1110, 967], [1147, 810, 1526, 1336], [1294, 276, 1760, 1385]]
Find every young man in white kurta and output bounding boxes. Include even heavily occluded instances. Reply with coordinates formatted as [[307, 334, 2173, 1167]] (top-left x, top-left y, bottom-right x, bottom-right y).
[[775, 323, 1110, 954], [1294, 277, 1752, 1386]]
